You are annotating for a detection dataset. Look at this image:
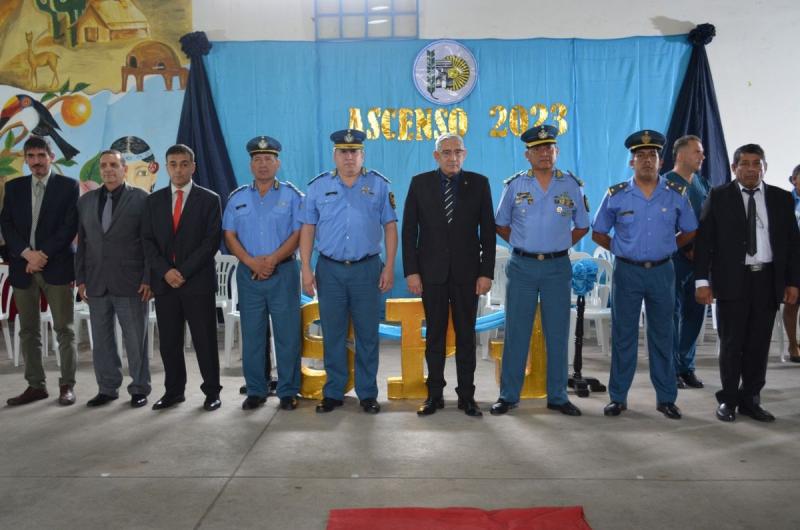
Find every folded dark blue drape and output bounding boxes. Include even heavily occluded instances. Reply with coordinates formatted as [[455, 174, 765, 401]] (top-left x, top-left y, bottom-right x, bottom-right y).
[[176, 31, 238, 207], [663, 24, 730, 188]]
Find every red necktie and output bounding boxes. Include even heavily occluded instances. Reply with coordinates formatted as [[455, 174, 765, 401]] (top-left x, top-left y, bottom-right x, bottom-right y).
[[172, 189, 183, 233]]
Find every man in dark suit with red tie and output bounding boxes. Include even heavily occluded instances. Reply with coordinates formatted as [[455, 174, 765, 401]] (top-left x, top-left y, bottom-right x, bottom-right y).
[[141, 144, 223, 411], [695, 144, 800, 422], [402, 133, 496, 417]]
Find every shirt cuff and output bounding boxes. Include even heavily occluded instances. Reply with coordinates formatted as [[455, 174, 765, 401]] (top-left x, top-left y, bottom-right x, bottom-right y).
[[695, 279, 710, 289]]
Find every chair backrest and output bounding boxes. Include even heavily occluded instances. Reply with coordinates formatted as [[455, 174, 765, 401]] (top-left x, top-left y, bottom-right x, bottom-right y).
[[569, 250, 592, 261], [489, 245, 512, 306], [0, 264, 11, 318], [592, 246, 614, 263], [215, 254, 238, 301], [591, 257, 613, 288]]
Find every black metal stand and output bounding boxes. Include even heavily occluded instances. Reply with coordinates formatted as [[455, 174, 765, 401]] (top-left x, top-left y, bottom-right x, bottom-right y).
[[567, 295, 607, 397]]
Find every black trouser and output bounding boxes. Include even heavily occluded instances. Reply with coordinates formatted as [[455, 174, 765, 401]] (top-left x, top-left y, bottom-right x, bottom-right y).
[[715, 266, 777, 407], [155, 290, 222, 398], [421, 276, 479, 400]]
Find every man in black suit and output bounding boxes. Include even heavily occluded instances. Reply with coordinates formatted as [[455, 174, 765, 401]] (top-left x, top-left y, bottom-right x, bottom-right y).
[[402, 133, 495, 417], [141, 144, 223, 411], [695, 144, 800, 422], [1, 135, 79, 406]]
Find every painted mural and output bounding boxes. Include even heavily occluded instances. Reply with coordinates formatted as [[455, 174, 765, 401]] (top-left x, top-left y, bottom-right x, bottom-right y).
[[0, 0, 190, 206]]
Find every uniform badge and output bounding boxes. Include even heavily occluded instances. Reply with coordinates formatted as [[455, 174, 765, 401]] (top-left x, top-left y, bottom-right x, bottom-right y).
[[344, 131, 354, 143], [554, 192, 574, 215], [389, 192, 396, 209], [361, 185, 372, 195], [538, 128, 549, 139], [641, 131, 652, 145], [258, 137, 268, 149]]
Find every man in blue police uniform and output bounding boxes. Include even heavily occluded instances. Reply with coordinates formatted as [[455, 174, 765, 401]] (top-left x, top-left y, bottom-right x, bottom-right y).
[[490, 125, 589, 417], [663, 135, 710, 389], [299, 129, 398, 414], [223, 136, 303, 411], [592, 130, 697, 419]]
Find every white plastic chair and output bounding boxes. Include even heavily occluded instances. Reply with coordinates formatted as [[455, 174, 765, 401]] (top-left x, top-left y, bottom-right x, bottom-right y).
[[592, 246, 614, 264], [568, 257, 613, 356], [223, 276, 241, 367], [0, 264, 14, 359], [478, 245, 511, 359]]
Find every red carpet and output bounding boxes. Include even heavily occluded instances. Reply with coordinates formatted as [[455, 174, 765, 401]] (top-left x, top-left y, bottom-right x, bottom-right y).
[[327, 506, 591, 530]]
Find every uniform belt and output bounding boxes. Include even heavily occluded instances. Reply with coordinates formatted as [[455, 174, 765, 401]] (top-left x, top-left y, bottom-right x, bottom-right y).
[[617, 256, 670, 269], [745, 262, 771, 272], [512, 248, 568, 261], [320, 253, 378, 265]]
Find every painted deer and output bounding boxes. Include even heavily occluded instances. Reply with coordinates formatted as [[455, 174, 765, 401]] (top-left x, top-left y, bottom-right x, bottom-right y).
[[25, 32, 60, 89]]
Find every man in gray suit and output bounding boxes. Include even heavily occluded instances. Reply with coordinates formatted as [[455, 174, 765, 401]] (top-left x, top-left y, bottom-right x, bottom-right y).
[[76, 150, 152, 408]]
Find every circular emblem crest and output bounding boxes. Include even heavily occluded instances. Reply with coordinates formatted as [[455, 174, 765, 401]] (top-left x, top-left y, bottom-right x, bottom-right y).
[[413, 40, 478, 105]]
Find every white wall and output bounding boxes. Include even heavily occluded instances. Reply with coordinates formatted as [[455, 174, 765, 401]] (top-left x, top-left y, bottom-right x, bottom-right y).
[[193, 0, 800, 188]]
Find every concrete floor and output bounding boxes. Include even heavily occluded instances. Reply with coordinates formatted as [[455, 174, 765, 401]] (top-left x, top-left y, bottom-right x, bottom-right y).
[[0, 323, 798, 530]]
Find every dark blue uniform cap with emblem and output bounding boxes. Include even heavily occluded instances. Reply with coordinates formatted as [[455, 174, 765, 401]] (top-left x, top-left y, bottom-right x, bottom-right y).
[[330, 129, 366, 150], [521, 125, 558, 148], [246, 135, 282, 157], [624, 130, 666, 152]]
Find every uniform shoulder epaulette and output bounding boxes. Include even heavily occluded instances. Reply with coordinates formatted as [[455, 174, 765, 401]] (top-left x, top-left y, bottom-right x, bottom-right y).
[[368, 169, 391, 184], [565, 170, 584, 187], [666, 179, 687, 196], [308, 171, 332, 185], [607, 181, 628, 196], [283, 181, 305, 197], [503, 171, 525, 185], [227, 184, 248, 200]]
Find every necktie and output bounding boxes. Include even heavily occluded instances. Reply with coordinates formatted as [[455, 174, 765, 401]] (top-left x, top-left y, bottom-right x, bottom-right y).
[[443, 177, 455, 224], [743, 188, 757, 256], [101, 192, 113, 233], [172, 189, 184, 233], [30, 180, 44, 248]]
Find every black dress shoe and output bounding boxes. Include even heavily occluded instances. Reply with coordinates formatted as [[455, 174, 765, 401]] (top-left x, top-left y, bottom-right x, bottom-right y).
[[315, 397, 343, 413], [547, 401, 582, 416], [360, 398, 381, 414], [457, 398, 483, 417], [203, 396, 222, 411], [675, 376, 687, 389], [152, 394, 185, 410], [279, 396, 298, 410], [489, 399, 517, 416], [242, 396, 267, 410], [603, 401, 627, 416], [86, 393, 118, 407], [738, 403, 775, 422], [679, 371, 704, 388], [417, 397, 445, 416], [790, 356, 800, 363], [716, 403, 736, 422], [130, 394, 148, 408], [239, 385, 248, 395], [656, 402, 682, 419]]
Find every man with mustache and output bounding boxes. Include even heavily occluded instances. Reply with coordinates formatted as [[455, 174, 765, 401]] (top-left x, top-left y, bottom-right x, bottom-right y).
[[695, 144, 800, 422], [592, 130, 697, 419], [1, 135, 79, 406]]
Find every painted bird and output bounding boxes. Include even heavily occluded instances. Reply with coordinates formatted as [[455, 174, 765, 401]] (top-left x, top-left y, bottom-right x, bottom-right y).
[[0, 94, 79, 160]]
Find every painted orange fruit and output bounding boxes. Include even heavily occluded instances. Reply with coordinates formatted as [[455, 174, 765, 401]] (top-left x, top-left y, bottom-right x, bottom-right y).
[[61, 94, 91, 126]]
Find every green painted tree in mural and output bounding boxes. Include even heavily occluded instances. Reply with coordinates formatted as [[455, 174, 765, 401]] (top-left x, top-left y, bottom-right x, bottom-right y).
[[35, 0, 88, 48]]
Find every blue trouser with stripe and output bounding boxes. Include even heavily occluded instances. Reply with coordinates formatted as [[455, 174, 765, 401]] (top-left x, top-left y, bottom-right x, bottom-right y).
[[499, 253, 572, 405], [609, 259, 677, 405], [672, 253, 706, 374]]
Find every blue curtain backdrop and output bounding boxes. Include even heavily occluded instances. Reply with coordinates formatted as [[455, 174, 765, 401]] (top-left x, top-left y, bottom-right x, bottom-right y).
[[204, 36, 691, 294]]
